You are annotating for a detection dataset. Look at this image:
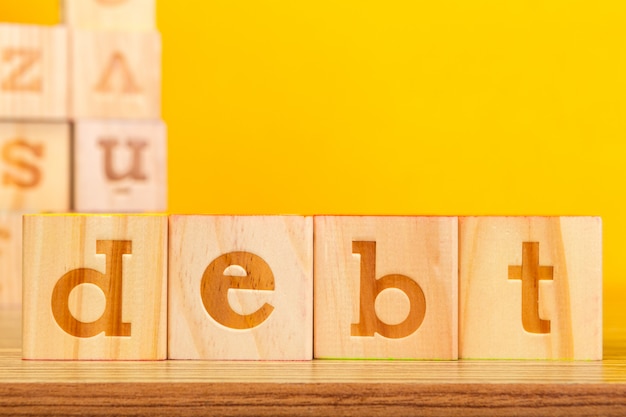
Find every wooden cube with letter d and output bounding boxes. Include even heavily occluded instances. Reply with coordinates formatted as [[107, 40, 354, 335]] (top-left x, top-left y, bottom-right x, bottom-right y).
[[168, 215, 313, 360], [314, 216, 458, 360], [22, 214, 168, 360]]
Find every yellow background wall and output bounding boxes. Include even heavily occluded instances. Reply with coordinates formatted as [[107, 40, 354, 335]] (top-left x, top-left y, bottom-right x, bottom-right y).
[[1, 1, 624, 328]]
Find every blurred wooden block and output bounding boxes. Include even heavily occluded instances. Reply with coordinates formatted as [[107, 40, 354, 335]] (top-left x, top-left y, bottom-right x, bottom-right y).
[[459, 216, 602, 360], [314, 216, 458, 360], [73, 120, 167, 212], [0, 24, 67, 119], [168, 215, 313, 360], [0, 212, 22, 307], [22, 214, 168, 360], [0, 122, 70, 211], [70, 30, 161, 119], [62, 0, 156, 31]]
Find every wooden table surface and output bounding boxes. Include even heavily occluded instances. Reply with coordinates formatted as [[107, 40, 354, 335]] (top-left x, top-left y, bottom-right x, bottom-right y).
[[1, 308, 626, 416]]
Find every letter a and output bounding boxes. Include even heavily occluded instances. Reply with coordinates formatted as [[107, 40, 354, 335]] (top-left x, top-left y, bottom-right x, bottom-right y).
[[94, 51, 141, 94], [51, 240, 132, 338], [351, 241, 426, 339]]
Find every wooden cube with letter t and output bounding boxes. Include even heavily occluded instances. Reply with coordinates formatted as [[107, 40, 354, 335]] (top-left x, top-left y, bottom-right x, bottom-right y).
[[314, 216, 458, 360], [0, 23, 67, 119], [168, 215, 313, 360], [63, 0, 156, 31], [0, 122, 70, 211], [69, 29, 160, 119], [459, 216, 602, 360], [22, 214, 168, 360], [73, 120, 167, 212]]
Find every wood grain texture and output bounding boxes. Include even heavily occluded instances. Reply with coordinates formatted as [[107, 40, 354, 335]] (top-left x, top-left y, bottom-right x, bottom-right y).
[[459, 216, 602, 360], [0, 24, 67, 119], [0, 122, 70, 211], [168, 215, 313, 360], [1, 383, 626, 417], [2, 310, 626, 415], [314, 216, 458, 359], [22, 215, 168, 360], [69, 30, 161, 119], [0, 213, 22, 307], [73, 120, 167, 212], [62, 0, 156, 31]]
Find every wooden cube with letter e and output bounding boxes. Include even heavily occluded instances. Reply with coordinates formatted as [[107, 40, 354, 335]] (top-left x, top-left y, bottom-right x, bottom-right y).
[[0, 211, 23, 307], [314, 216, 458, 360], [63, 0, 156, 31], [0, 23, 67, 119], [168, 215, 313, 360], [22, 214, 168, 360], [459, 216, 602, 360], [73, 120, 166, 212], [0, 122, 70, 212], [69, 29, 160, 119]]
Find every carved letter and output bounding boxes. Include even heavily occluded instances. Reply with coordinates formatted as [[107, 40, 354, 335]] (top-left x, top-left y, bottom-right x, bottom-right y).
[[98, 138, 147, 181], [1, 138, 43, 189], [351, 241, 426, 339], [94, 51, 141, 94], [51, 240, 132, 338], [1, 48, 42, 92], [201, 251, 275, 330], [508, 242, 554, 334]]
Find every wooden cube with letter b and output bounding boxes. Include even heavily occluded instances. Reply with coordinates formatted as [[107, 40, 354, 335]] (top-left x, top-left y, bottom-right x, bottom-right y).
[[73, 120, 167, 212], [459, 216, 602, 360], [0, 122, 70, 212], [168, 215, 313, 360], [314, 216, 458, 360], [22, 214, 168, 360], [69, 29, 160, 119], [0, 23, 67, 119]]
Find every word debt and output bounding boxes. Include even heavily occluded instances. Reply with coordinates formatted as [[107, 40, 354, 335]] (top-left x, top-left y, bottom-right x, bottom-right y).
[[21, 215, 603, 361]]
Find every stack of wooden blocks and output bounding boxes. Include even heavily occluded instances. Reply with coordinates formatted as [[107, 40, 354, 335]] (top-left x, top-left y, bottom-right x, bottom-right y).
[[21, 215, 602, 361], [0, 0, 166, 308]]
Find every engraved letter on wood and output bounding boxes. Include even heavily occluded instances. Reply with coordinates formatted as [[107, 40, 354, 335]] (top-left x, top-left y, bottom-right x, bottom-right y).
[[51, 240, 132, 338]]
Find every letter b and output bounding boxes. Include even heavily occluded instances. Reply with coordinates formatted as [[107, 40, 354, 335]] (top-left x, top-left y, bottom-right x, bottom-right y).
[[51, 240, 132, 338], [351, 241, 426, 339]]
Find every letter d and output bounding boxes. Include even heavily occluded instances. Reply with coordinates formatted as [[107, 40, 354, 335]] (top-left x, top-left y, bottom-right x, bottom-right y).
[[351, 241, 426, 339], [51, 240, 132, 338]]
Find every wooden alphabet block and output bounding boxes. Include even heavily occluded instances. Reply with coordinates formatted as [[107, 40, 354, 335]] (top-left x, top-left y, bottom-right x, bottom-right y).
[[168, 215, 313, 360], [70, 30, 161, 119], [0, 24, 67, 119], [0, 212, 23, 307], [0, 122, 70, 211], [22, 214, 168, 360], [62, 0, 156, 31], [314, 216, 458, 360], [73, 120, 167, 212], [459, 216, 602, 360]]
